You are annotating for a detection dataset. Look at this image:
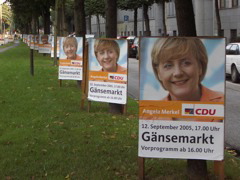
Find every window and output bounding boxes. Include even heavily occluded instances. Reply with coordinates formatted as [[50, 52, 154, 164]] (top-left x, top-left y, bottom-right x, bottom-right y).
[[230, 29, 237, 42], [220, 0, 238, 8], [167, 0, 176, 17], [228, 44, 240, 55], [232, 0, 238, 7]]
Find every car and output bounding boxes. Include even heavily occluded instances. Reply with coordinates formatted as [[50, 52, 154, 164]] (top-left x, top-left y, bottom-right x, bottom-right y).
[[129, 37, 139, 59], [226, 43, 240, 83], [117, 36, 128, 39]]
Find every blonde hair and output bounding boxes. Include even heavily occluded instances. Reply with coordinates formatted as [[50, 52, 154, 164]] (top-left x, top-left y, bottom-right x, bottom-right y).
[[94, 39, 120, 61], [151, 37, 208, 85], [63, 37, 78, 49]]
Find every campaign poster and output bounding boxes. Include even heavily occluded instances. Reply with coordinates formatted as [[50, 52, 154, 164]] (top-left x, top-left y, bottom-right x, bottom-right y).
[[38, 34, 52, 54], [58, 37, 83, 80], [34, 35, 39, 50], [87, 38, 128, 104], [51, 36, 61, 58], [138, 37, 225, 160], [30, 35, 35, 49], [0, 34, 4, 45], [27, 35, 31, 46]]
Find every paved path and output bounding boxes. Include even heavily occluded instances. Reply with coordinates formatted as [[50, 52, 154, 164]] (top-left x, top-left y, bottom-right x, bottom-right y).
[[0, 41, 20, 53]]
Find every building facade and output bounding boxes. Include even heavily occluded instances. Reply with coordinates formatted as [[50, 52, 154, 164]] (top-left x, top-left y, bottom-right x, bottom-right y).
[[88, 0, 240, 43]]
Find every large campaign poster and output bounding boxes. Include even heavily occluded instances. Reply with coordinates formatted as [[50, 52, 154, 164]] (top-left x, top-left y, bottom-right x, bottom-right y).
[[88, 38, 128, 104], [58, 37, 83, 80], [138, 37, 225, 160], [38, 34, 52, 54]]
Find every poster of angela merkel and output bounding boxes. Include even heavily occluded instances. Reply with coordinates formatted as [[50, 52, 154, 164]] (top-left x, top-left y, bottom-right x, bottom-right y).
[[87, 38, 128, 104], [58, 37, 83, 81], [138, 37, 225, 160]]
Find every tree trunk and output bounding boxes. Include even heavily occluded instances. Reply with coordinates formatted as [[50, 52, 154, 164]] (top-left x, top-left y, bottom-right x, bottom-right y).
[[61, 0, 68, 36], [88, 15, 92, 34], [215, 0, 222, 36], [54, 0, 59, 66], [57, 5, 62, 36], [175, 0, 196, 36], [97, 14, 101, 37], [105, 0, 123, 114], [134, 8, 138, 36], [143, 4, 151, 36], [105, 0, 117, 38], [175, 0, 207, 178], [43, 8, 51, 34], [74, 0, 86, 36], [74, 0, 86, 88], [162, 1, 167, 36], [187, 160, 208, 179]]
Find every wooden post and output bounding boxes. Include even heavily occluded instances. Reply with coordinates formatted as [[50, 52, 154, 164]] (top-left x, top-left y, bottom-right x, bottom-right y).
[[59, 79, 62, 87], [138, 157, 145, 180], [214, 160, 224, 180], [30, 49, 34, 76], [81, 43, 89, 110]]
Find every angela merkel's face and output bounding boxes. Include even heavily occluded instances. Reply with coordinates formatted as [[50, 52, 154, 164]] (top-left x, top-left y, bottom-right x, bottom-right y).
[[158, 55, 202, 101], [64, 43, 77, 59], [96, 48, 118, 72]]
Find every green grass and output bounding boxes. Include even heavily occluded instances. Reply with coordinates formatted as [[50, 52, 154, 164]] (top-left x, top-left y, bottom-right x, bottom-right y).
[[0, 42, 15, 48], [0, 43, 240, 179]]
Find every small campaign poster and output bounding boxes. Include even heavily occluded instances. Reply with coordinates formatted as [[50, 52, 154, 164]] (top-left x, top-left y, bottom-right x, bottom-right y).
[[58, 37, 83, 80], [27, 35, 31, 46], [34, 35, 39, 50], [88, 38, 128, 104], [138, 37, 225, 160], [30, 35, 35, 49], [38, 34, 52, 54], [51, 36, 61, 58]]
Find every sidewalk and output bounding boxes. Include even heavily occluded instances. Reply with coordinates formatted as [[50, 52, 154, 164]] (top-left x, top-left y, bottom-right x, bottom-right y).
[[0, 41, 20, 53]]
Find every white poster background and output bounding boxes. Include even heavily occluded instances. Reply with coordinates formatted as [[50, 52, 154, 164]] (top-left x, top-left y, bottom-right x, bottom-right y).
[[139, 120, 224, 160], [88, 81, 127, 104]]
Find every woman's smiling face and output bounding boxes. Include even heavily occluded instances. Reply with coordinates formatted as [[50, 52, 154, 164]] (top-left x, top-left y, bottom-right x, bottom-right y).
[[158, 55, 202, 101], [96, 48, 118, 72], [64, 43, 77, 59]]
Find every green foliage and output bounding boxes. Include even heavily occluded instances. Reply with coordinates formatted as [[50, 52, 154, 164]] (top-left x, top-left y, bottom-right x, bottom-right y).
[[117, 0, 155, 10], [85, 0, 105, 17], [8, 0, 55, 33]]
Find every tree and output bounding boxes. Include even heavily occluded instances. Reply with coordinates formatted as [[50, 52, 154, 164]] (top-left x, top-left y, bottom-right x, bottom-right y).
[[215, 0, 222, 36], [74, 0, 86, 36], [105, 0, 117, 38], [85, 0, 105, 36], [175, 1, 208, 179], [118, 0, 142, 36], [8, 0, 55, 34], [175, 0, 196, 36], [155, 0, 168, 36]]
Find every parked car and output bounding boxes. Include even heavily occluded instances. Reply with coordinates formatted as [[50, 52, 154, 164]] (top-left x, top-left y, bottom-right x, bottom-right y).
[[129, 37, 139, 59], [226, 43, 240, 83]]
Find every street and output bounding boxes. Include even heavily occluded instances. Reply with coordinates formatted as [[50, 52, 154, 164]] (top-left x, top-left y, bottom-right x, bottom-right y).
[[128, 58, 240, 152]]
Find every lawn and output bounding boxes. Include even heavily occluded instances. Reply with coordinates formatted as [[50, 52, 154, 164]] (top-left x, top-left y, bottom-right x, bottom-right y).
[[0, 42, 239, 179]]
